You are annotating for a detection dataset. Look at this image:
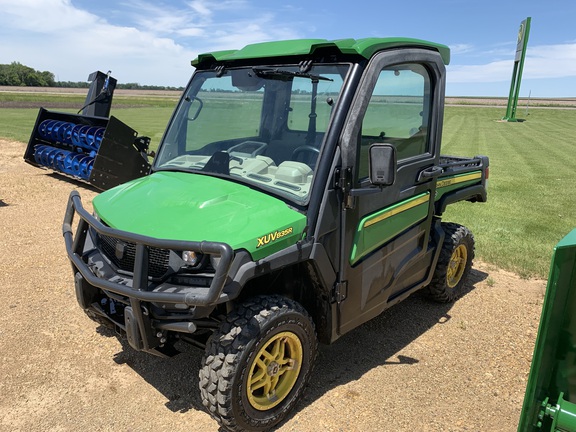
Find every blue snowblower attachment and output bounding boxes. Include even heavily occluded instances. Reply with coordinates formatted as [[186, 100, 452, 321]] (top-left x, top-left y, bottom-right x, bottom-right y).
[[23, 71, 151, 191]]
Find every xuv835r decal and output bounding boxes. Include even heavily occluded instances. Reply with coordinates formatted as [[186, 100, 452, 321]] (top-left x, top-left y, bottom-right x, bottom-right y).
[[257, 227, 294, 248]]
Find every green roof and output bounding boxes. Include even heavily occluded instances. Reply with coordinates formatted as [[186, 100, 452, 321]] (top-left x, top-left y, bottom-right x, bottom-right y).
[[192, 37, 450, 67]]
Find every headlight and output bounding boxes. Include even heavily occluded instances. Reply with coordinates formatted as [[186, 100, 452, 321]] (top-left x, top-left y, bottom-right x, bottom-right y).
[[182, 250, 200, 266]]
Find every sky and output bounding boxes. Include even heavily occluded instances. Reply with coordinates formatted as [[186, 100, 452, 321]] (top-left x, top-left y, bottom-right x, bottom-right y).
[[0, 0, 575, 97]]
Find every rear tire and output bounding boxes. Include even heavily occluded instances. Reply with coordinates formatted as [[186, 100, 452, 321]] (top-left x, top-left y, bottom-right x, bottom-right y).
[[427, 222, 474, 303], [199, 295, 317, 432]]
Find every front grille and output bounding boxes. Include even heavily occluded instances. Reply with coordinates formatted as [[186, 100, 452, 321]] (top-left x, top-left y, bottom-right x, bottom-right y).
[[99, 234, 170, 278]]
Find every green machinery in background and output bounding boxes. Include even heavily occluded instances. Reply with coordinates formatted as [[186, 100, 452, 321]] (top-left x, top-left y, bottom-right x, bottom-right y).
[[519, 229, 576, 431], [503, 17, 531, 122]]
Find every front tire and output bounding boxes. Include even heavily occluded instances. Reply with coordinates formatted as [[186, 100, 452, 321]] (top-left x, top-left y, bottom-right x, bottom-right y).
[[199, 295, 317, 432], [427, 222, 475, 303]]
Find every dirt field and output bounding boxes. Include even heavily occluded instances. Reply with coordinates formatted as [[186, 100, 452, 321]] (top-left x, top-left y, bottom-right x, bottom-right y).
[[1, 86, 575, 108], [0, 138, 546, 431], [0, 86, 182, 97]]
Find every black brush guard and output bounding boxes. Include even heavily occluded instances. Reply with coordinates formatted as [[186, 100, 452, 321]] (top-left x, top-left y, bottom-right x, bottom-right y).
[[63, 191, 234, 352]]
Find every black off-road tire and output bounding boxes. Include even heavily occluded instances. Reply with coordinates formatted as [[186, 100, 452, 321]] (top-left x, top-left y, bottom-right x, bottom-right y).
[[427, 222, 475, 303], [199, 295, 317, 432]]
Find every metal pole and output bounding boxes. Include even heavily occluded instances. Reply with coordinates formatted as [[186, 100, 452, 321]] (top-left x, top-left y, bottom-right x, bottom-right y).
[[525, 90, 531, 117]]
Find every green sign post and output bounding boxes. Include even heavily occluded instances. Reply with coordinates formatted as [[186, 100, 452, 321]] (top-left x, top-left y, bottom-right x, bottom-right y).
[[503, 17, 531, 122]]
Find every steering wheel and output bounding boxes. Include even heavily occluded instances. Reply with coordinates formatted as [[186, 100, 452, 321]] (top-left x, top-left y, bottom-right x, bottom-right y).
[[291, 145, 320, 166]]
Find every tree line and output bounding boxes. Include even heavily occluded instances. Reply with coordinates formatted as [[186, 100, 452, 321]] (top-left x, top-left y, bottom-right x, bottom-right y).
[[0, 62, 55, 86], [0, 62, 183, 90]]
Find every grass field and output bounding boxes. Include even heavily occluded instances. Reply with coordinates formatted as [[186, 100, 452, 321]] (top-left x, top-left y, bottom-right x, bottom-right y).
[[441, 106, 576, 278], [1, 90, 574, 278], [0, 91, 178, 145]]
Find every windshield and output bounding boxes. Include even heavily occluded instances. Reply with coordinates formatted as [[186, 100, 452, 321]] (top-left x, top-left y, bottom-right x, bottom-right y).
[[154, 64, 348, 203]]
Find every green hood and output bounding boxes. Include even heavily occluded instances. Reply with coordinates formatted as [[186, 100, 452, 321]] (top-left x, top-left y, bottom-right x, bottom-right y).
[[93, 172, 307, 260]]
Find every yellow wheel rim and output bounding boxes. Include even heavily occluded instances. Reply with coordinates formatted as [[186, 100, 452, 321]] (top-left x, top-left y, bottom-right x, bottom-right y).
[[447, 244, 467, 288], [247, 331, 303, 411]]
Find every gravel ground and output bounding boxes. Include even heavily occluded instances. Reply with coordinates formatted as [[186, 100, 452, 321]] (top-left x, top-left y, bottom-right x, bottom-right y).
[[0, 138, 546, 431]]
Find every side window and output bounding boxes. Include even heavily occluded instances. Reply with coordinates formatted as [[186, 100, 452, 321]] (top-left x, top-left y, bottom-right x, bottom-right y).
[[359, 63, 432, 178]]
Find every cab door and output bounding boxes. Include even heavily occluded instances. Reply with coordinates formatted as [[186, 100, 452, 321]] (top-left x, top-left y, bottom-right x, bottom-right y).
[[336, 49, 446, 335]]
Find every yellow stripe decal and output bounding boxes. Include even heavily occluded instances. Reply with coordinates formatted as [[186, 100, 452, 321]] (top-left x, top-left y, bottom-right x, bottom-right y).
[[436, 172, 481, 189], [363, 193, 430, 229]]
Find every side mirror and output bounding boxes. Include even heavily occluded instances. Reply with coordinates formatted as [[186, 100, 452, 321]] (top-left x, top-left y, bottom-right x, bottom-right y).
[[369, 144, 396, 186], [186, 95, 204, 121]]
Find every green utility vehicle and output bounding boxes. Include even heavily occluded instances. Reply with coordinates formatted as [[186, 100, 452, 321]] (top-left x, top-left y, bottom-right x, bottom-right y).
[[64, 37, 489, 431]]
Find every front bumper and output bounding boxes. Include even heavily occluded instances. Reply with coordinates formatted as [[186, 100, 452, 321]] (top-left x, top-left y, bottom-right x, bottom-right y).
[[63, 190, 234, 352]]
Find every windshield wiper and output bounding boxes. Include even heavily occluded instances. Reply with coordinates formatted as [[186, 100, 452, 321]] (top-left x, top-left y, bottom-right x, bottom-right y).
[[252, 67, 333, 82]]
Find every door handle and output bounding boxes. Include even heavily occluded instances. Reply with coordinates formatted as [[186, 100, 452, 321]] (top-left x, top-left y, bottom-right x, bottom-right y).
[[418, 166, 443, 181]]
